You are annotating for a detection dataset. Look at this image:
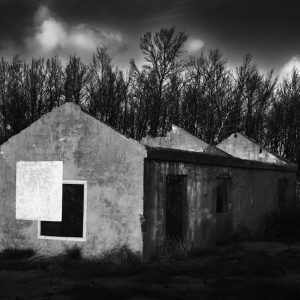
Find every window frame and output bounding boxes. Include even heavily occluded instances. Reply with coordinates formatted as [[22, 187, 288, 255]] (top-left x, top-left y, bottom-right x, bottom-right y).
[[37, 180, 87, 241]]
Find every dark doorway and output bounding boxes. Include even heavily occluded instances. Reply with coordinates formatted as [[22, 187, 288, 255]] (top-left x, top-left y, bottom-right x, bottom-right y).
[[216, 178, 229, 213], [216, 174, 232, 241], [166, 175, 187, 240]]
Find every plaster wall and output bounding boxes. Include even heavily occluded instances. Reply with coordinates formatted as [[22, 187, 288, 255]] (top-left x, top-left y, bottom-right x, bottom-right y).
[[217, 133, 287, 164], [144, 159, 296, 256], [141, 125, 228, 156], [0, 103, 147, 256]]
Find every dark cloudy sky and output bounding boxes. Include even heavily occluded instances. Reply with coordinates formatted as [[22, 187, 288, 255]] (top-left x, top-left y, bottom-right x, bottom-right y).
[[0, 0, 300, 78]]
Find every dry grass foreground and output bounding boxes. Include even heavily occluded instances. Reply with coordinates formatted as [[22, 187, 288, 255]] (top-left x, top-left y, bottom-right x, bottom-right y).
[[1, 242, 300, 300]]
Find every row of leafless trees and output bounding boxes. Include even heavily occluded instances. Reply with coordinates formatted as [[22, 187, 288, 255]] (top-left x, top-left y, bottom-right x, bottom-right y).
[[0, 27, 299, 166]]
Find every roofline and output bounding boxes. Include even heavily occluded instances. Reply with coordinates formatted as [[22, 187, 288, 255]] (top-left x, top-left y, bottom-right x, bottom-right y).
[[145, 146, 298, 173], [0, 102, 141, 148], [0, 104, 65, 147], [79, 105, 133, 141], [222, 132, 294, 165], [170, 124, 231, 157]]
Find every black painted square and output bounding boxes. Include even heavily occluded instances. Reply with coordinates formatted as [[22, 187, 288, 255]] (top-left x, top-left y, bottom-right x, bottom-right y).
[[40, 184, 84, 238]]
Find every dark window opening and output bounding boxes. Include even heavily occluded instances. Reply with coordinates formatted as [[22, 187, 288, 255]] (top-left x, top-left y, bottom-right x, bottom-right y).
[[166, 175, 187, 240], [40, 183, 84, 238], [216, 177, 230, 213], [296, 182, 300, 208], [278, 178, 288, 208]]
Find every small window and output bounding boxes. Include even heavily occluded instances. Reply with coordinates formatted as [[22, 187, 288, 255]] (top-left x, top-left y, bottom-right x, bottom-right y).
[[38, 180, 87, 241], [216, 176, 230, 213], [296, 182, 300, 208], [278, 178, 288, 208]]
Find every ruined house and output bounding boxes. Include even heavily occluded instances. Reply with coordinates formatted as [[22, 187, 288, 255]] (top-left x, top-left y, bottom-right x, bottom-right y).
[[0, 103, 297, 257]]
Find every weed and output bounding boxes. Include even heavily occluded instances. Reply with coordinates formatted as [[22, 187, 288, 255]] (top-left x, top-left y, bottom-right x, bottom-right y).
[[59, 245, 143, 278], [150, 237, 192, 262], [0, 247, 36, 260], [64, 245, 82, 260], [97, 244, 141, 265]]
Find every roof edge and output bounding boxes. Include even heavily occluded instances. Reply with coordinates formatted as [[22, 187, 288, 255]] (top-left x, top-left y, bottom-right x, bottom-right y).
[[145, 146, 298, 173], [0, 102, 146, 152], [217, 132, 295, 166]]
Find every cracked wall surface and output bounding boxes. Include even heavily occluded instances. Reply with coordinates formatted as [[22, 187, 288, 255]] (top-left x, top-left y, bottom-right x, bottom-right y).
[[0, 103, 147, 256], [141, 125, 229, 156], [143, 159, 296, 257]]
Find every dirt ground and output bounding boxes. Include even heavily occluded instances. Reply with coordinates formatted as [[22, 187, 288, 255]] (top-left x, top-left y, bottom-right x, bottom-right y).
[[1, 242, 300, 300]]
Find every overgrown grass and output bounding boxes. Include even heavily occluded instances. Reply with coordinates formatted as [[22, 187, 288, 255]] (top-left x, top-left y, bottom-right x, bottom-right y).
[[63, 278, 300, 300], [64, 245, 82, 260], [0, 245, 143, 276], [96, 244, 141, 264], [2, 214, 300, 299], [150, 237, 192, 262], [59, 245, 143, 278], [264, 208, 300, 242], [63, 282, 181, 300], [62, 246, 300, 300], [3, 243, 300, 299]]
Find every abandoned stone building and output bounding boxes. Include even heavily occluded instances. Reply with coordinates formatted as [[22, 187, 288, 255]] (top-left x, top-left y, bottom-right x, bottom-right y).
[[0, 103, 297, 257]]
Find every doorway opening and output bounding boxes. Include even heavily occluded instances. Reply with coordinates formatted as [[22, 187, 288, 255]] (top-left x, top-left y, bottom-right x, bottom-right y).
[[165, 175, 187, 240]]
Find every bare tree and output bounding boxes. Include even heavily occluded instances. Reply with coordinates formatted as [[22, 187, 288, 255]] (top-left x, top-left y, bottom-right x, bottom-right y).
[[181, 50, 232, 144], [64, 55, 89, 105], [87, 47, 127, 131], [267, 69, 299, 161], [131, 26, 187, 136], [45, 56, 64, 110]]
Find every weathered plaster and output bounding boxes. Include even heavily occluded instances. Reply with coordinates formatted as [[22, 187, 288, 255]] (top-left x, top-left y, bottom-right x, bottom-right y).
[[217, 133, 289, 165], [144, 158, 296, 257], [0, 103, 147, 256], [141, 125, 229, 156]]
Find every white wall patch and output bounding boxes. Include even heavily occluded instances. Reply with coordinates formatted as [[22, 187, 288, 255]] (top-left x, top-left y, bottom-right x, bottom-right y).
[[16, 161, 63, 221]]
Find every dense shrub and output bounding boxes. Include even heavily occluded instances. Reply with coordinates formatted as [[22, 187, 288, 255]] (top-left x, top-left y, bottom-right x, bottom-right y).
[[0, 247, 36, 260], [64, 245, 82, 260], [151, 237, 192, 262], [88, 244, 141, 265]]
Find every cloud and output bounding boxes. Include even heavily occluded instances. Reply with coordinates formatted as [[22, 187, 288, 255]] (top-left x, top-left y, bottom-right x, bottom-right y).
[[186, 38, 205, 53], [22, 5, 125, 63], [279, 56, 300, 80]]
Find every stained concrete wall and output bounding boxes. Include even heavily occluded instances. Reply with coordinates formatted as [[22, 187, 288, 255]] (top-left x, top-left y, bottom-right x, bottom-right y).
[[141, 125, 229, 156], [144, 158, 296, 256], [217, 133, 288, 164], [0, 103, 147, 256]]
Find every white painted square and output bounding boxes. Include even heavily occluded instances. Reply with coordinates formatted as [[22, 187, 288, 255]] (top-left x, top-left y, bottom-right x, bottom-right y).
[[16, 161, 63, 221]]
